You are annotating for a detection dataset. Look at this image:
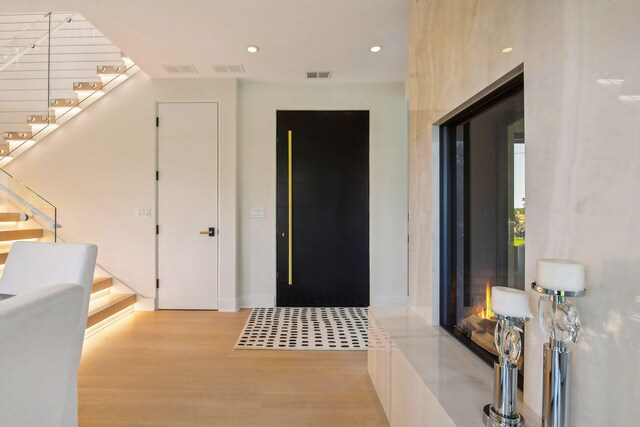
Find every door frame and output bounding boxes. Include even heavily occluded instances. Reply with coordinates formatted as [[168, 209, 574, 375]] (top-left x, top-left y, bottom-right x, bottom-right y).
[[154, 101, 221, 310], [274, 109, 371, 307]]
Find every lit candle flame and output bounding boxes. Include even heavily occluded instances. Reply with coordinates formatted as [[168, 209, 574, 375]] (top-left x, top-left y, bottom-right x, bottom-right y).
[[485, 281, 493, 319]]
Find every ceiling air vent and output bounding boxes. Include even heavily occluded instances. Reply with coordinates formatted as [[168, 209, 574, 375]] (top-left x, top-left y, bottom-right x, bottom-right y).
[[306, 71, 332, 79], [161, 64, 198, 74], [211, 64, 245, 74]]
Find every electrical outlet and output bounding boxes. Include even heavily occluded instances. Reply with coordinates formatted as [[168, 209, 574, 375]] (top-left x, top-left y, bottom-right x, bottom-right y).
[[135, 207, 151, 217], [251, 208, 265, 218]]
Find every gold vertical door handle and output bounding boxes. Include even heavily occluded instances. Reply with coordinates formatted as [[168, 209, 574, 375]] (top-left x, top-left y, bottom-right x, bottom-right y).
[[288, 130, 293, 285]]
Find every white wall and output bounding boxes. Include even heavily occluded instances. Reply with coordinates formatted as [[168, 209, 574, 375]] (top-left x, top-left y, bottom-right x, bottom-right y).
[[408, 0, 640, 423], [5, 72, 239, 310], [238, 81, 408, 307], [5, 73, 407, 311]]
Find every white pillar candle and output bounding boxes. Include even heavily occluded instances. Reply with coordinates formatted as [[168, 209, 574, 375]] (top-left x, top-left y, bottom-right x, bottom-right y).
[[536, 259, 585, 292], [491, 287, 533, 319]]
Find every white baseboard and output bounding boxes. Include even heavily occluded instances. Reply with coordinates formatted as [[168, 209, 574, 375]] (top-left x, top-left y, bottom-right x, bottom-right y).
[[240, 295, 276, 308], [218, 297, 240, 312], [370, 295, 409, 307]]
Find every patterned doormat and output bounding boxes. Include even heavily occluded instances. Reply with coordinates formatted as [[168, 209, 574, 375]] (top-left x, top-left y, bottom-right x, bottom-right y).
[[235, 307, 368, 351]]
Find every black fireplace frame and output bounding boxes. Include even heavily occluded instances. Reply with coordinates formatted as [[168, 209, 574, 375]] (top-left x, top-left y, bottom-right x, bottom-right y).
[[438, 71, 525, 388]]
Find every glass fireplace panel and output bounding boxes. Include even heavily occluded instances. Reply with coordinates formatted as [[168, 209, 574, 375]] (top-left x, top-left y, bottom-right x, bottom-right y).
[[441, 82, 525, 374]]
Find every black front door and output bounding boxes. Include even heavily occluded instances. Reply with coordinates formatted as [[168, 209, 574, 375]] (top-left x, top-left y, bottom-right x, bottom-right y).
[[276, 111, 369, 307]]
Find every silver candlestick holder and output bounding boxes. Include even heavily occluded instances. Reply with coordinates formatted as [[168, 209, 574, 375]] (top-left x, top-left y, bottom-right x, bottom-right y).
[[483, 314, 529, 427], [532, 282, 585, 427]]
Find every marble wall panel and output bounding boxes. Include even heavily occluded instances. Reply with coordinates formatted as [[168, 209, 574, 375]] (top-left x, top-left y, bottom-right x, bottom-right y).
[[408, 0, 640, 422]]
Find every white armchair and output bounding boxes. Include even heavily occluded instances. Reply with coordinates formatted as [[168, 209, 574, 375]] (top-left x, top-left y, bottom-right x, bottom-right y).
[[0, 284, 85, 427], [0, 242, 98, 427]]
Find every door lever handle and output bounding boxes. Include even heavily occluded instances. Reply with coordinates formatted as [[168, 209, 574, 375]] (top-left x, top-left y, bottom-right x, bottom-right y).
[[199, 227, 216, 236]]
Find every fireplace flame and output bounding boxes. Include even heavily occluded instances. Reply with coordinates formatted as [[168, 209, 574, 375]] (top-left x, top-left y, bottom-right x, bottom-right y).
[[481, 281, 493, 319]]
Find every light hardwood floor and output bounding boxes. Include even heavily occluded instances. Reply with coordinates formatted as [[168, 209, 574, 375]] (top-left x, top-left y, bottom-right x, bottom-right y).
[[79, 310, 389, 427]]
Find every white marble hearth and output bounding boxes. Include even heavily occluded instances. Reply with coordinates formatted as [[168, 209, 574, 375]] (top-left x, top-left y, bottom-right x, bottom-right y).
[[368, 307, 540, 427]]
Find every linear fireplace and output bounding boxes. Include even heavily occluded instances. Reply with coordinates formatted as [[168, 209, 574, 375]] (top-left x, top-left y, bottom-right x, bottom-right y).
[[439, 71, 526, 382]]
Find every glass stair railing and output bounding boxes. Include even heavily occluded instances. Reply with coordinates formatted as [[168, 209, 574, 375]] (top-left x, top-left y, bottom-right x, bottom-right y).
[[0, 167, 57, 241]]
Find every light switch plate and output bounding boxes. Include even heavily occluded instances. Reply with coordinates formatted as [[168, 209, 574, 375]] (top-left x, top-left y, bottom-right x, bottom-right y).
[[251, 208, 265, 218]]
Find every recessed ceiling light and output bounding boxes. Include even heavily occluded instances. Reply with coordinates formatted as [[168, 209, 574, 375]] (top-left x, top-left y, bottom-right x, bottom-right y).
[[502, 47, 513, 53], [370, 46, 382, 53], [247, 45, 259, 53]]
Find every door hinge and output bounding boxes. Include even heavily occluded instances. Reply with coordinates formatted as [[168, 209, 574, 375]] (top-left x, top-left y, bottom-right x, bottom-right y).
[[156, 170, 159, 180], [156, 225, 159, 234], [156, 117, 159, 127], [156, 279, 159, 289]]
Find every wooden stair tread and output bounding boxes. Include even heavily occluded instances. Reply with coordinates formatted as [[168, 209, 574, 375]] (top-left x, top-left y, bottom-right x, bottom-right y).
[[73, 81, 104, 91], [0, 228, 43, 241], [0, 213, 26, 222], [49, 98, 80, 107], [0, 250, 8, 265], [91, 276, 112, 293], [86, 293, 136, 329], [88, 293, 135, 317], [3, 131, 32, 141]]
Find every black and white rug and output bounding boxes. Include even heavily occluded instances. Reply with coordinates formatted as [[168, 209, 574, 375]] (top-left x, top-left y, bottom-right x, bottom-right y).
[[235, 307, 368, 351]]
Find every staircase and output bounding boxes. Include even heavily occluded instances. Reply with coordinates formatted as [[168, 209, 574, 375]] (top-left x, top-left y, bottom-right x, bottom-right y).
[[0, 210, 137, 337], [0, 12, 138, 165], [0, 12, 141, 336]]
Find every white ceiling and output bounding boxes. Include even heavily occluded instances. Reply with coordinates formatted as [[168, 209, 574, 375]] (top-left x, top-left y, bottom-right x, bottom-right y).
[[3, 0, 408, 82]]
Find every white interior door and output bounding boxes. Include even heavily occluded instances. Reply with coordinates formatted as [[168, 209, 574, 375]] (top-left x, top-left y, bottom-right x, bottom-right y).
[[157, 102, 218, 309]]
